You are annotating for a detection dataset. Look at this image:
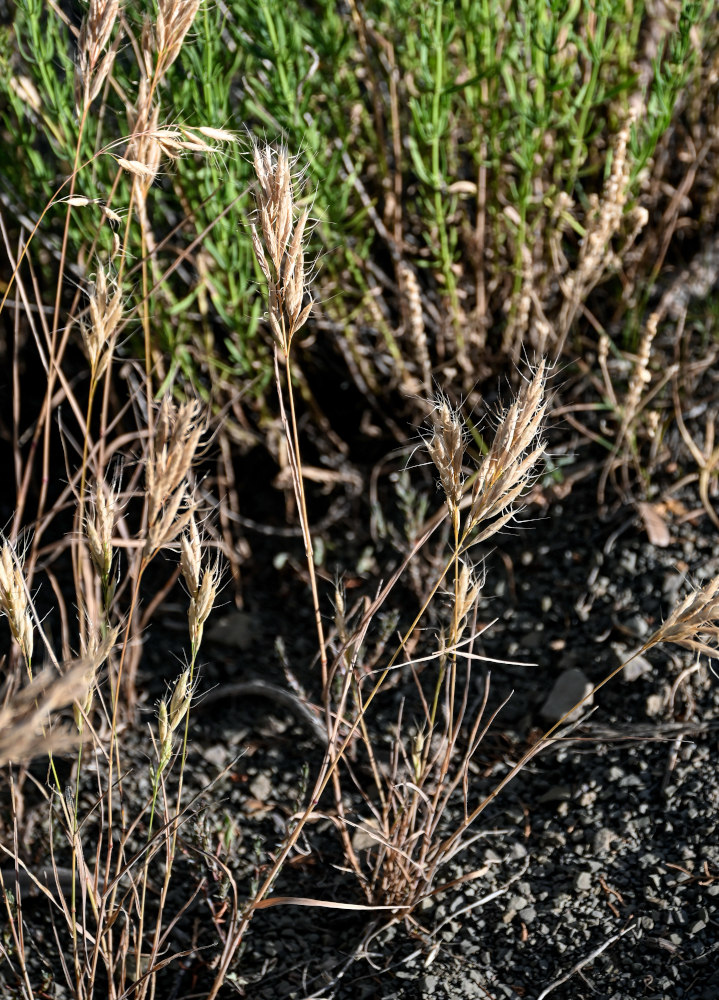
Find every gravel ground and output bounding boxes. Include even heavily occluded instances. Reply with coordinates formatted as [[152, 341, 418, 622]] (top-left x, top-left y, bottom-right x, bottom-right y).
[[182, 478, 719, 1000], [2, 478, 718, 1000]]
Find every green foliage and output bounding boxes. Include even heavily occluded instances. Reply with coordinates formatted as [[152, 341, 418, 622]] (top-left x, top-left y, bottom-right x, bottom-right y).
[[0, 0, 713, 397]]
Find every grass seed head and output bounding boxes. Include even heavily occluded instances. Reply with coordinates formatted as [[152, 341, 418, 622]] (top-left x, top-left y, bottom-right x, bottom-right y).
[[0, 666, 92, 766], [454, 561, 484, 641], [169, 669, 191, 731], [467, 361, 547, 539], [157, 699, 169, 747], [73, 623, 119, 733], [188, 557, 221, 650], [10, 75, 42, 113], [155, 0, 202, 71], [85, 477, 116, 583], [75, 0, 118, 109], [427, 399, 466, 517], [250, 142, 314, 352], [156, 669, 192, 774], [180, 513, 202, 598], [0, 540, 34, 668], [81, 265, 122, 383], [145, 398, 204, 558], [650, 574, 719, 658]]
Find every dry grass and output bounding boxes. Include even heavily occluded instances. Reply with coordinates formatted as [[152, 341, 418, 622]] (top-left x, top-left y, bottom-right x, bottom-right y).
[[0, 2, 233, 996], [0, 665, 91, 769], [2, 0, 719, 994], [4, 114, 719, 993]]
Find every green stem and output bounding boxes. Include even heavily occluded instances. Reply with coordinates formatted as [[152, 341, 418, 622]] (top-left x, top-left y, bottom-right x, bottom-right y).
[[428, 0, 461, 338]]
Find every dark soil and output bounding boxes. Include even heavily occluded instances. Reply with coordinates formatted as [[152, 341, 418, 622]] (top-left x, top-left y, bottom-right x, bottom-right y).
[[2, 441, 719, 1000], [205, 473, 719, 1000]]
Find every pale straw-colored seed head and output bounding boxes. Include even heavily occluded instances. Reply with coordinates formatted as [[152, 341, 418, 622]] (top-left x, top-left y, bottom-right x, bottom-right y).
[[155, 0, 202, 71], [427, 398, 466, 517], [101, 204, 123, 225], [188, 557, 221, 650], [73, 624, 119, 732], [10, 75, 42, 113], [466, 360, 547, 540], [75, 0, 119, 109], [115, 156, 157, 181], [145, 398, 204, 558], [0, 665, 93, 766], [78, 0, 118, 69], [650, 574, 719, 659], [85, 476, 118, 583], [180, 513, 202, 598], [169, 669, 191, 731], [250, 142, 314, 353], [197, 126, 238, 143], [81, 265, 122, 381], [156, 668, 193, 773], [455, 561, 484, 629], [73, 684, 94, 735], [0, 540, 34, 667]]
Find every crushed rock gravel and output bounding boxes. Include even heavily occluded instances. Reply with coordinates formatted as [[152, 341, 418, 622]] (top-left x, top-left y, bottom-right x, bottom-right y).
[[3, 482, 718, 1000]]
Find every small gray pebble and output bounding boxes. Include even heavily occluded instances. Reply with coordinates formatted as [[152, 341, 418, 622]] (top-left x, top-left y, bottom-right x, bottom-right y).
[[622, 651, 652, 682], [646, 692, 666, 717], [592, 828, 615, 853], [540, 668, 593, 723], [574, 871, 592, 891], [248, 773, 272, 802]]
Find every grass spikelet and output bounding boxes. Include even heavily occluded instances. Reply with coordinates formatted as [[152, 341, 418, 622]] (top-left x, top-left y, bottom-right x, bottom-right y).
[[0, 539, 34, 671], [0, 666, 90, 767], [155, 0, 202, 71], [81, 264, 122, 383], [85, 476, 120, 606], [9, 74, 42, 113], [115, 156, 158, 180], [454, 560, 483, 641], [557, 110, 641, 351], [250, 142, 314, 354], [144, 398, 204, 558], [466, 360, 547, 540], [182, 515, 221, 651], [75, 0, 118, 109], [156, 669, 192, 774], [649, 574, 719, 659], [426, 398, 466, 524]]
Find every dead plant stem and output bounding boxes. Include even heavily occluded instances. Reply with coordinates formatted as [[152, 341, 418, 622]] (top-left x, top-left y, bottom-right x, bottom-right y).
[[282, 350, 328, 686], [207, 521, 456, 998]]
